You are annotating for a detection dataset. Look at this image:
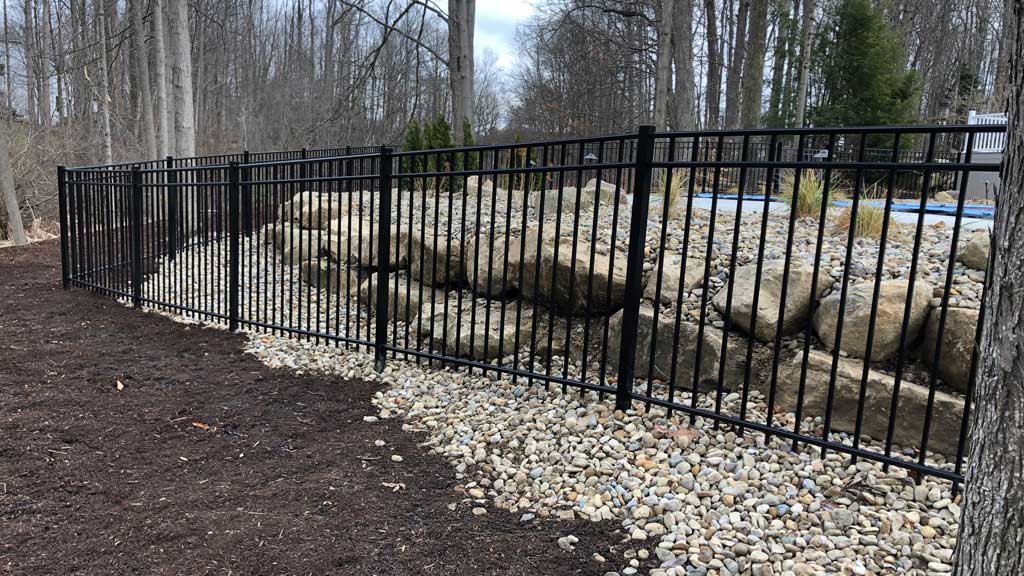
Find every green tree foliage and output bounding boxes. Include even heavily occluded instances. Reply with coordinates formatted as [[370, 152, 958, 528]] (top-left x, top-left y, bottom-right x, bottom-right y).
[[813, 0, 919, 128], [402, 120, 424, 174]]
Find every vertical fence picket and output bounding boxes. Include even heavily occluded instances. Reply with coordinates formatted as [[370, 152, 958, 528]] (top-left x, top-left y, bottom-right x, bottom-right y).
[[375, 147, 394, 371], [614, 125, 657, 411], [57, 166, 69, 289], [167, 156, 178, 261], [228, 161, 241, 332], [130, 165, 143, 309]]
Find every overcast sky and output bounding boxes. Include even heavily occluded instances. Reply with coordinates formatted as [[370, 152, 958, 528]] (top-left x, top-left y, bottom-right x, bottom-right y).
[[474, 0, 535, 69]]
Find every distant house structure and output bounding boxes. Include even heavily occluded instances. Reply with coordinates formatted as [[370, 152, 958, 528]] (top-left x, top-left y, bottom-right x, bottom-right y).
[[961, 110, 1006, 200]]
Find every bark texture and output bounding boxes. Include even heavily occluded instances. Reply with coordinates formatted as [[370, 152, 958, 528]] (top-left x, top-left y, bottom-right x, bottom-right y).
[[653, 0, 675, 130], [739, 0, 768, 128], [793, 0, 814, 127], [0, 129, 27, 245], [132, 0, 158, 159], [954, 1, 1024, 573], [671, 0, 696, 130]]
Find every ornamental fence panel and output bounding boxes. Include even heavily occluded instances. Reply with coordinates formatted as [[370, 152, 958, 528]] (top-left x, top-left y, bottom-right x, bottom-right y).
[[59, 124, 1004, 487]]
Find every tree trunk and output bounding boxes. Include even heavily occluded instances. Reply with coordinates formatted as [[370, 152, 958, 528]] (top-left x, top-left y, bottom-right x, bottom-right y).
[[672, 0, 697, 130], [23, 0, 35, 125], [766, 0, 790, 126], [793, 0, 814, 127], [168, 0, 195, 157], [0, 128, 27, 245], [2, 0, 9, 113], [447, 0, 474, 142], [152, 0, 171, 157], [95, 0, 113, 165], [132, 0, 157, 158], [739, 0, 768, 128], [723, 0, 748, 129], [653, 0, 675, 130], [39, 0, 51, 125], [704, 0, 721, 128], [954, 1, 1024, 573]]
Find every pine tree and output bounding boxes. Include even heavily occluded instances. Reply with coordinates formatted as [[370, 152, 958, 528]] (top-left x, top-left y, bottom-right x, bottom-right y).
[[402, 120, 423, 173], [813, 0, 919, 129]]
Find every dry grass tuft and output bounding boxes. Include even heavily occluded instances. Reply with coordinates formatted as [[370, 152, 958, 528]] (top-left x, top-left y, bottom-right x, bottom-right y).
[[780, 169, 830, 219], [832, 184, 896, 240]]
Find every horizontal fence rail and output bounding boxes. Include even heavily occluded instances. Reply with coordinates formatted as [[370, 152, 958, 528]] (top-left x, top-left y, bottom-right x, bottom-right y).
[[58, 124, 1005, 487]]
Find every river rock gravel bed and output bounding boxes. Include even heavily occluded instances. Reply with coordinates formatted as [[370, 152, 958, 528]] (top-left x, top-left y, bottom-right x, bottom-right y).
[[135, 205, 974, 576]]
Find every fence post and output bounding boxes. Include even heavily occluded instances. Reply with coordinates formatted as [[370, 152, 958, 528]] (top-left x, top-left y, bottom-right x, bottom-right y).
[[615, 125, 657, 411], [130, 165, 143, 309], [241, 150, 253, 236], [166, 156, 178, 261], [57, 166, 69, 289], [374, 147, 394, 371], [228, 161, 241, 332]]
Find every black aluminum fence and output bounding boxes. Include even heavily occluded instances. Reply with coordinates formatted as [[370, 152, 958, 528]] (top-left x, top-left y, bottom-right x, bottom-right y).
[[59, 124, 1004, 487]]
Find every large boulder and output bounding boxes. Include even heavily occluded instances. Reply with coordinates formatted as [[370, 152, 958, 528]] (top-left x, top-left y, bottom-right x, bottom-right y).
[[278, 191, 344, 230], [957, 232, 990, 271], [358, 272, 443, 322], [713, 260, 818, 342], [644, 253, 705, 303], [607, 305, 732, 388], [814, 279, 933, 361], [321, 221, 409, 269], [447, 301, 536, 361], [776, 350, 965, 456], [464, 231, 520, 297], [408, 231, 465, 286], [264, 223, 322, 265], [410, 297, 534, 361], [528, 188, 593, 216], [298, 259, 361, 296], [581, 178, 628, 206], [466, 175, 495, 195], [517, 227, 627, 315], [921, 307, 979, 394]]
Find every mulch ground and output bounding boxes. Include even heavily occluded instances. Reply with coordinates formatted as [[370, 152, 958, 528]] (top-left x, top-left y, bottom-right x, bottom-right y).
[[0, 240, 634, 575]]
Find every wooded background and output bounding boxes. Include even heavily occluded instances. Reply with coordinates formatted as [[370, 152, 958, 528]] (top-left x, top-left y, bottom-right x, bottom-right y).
[[0, 0, 1013, 239]]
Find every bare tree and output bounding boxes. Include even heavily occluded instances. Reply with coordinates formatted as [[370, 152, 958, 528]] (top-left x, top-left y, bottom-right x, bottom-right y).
[[739, 0, 767, 127], [703, 0, 721, 128], [0, 128, 27, 245], [448, 0, 475, 142], [151, 0, 171, 156], [653, 0, 675, 129], [671, 0, 696, 130], [723, 0, 748, 128], [132, 0, 157, 158], [793, 0, 814, 127], [168, 0, 195, 157], [95, 0, 113, 165]]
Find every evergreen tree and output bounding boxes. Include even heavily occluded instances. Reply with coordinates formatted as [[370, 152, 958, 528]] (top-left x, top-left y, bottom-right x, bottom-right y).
[[813, 0, 919, 129], [402, 120, 424, 174]]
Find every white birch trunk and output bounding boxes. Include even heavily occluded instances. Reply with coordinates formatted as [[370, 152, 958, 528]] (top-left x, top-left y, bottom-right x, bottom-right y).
[[95, 0, 113, 165]]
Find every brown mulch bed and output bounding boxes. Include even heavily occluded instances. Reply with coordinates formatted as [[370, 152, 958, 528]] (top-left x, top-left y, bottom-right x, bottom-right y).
[[0, 240, 633, 575]]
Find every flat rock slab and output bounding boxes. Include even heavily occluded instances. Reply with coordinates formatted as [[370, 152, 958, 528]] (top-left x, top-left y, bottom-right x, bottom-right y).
[[776, 350, 964, 456]]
